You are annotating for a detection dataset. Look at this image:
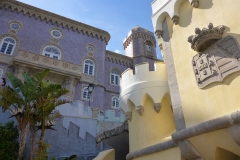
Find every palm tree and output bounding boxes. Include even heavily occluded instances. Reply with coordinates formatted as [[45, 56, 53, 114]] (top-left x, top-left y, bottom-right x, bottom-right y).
[[0, 69, 50, 160], [34, 81, 68, 160]]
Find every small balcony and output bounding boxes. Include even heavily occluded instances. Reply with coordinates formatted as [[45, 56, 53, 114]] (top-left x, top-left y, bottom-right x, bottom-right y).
[[13, 50, 82, 78]]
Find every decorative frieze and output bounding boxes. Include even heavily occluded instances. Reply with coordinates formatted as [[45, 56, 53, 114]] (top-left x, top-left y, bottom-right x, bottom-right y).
[[13, 50, 82, 78], [0, 0, 110, 44], [106, 50, 133, 67]]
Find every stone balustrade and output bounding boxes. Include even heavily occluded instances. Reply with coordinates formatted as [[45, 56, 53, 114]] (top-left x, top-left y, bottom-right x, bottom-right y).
[[13, 50, 82, 78]]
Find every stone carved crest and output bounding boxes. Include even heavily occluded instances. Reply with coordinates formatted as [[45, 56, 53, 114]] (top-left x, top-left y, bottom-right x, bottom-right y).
[[188, 23, 225, 52], [192, 35, 240, 88]]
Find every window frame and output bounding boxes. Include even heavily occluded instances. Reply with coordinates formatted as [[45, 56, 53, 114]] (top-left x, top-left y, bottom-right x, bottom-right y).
[[0, 37, 16, 55], [42, 46, 61, 60], [112, 96, 119, 109], [82, 87, 91, 100], [145, 40, 153, 53], [110, 70, 120, 86], [83, 59, 95, 76]]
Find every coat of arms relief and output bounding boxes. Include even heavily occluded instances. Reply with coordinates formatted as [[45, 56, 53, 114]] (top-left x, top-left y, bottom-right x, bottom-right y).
[[188, 23, 240, 88]]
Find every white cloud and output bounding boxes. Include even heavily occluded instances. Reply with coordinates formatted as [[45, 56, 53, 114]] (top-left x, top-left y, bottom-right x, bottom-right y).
[[114, 49, 120, 53]]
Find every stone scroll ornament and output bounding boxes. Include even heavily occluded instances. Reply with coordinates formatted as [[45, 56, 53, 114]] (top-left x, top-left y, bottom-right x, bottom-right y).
[[188, 23, 240, 88]]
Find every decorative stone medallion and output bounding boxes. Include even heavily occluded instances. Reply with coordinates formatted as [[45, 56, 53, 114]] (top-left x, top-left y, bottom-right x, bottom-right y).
[[192, 35, 240, 88], [49, 28, 63, 39], [86, 44, 96, 53], [9, 20, 23, 30]]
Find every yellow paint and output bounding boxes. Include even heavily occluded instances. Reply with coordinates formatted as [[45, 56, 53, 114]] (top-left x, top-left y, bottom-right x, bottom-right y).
[[188, 128, 240, 159], [134, 147, 183, 160], [129, 95, 176, 152], [93, 149, 115, 160], [160, 0, 240, 158], [122, 0, 240, 159], [170, 0, 240, 127]]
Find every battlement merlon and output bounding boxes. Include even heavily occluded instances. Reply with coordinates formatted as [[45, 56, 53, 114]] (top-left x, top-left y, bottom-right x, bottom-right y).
[[119, 62, 170, 113]]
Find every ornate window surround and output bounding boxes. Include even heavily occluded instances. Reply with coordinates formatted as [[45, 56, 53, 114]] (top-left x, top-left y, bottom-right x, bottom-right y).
[[0, 34, 19, 56], [0, 37, 17, 55], [39, 44, 64, 60], [42, 46, 61, 60], [83, 59, 95, 76], [82, 56, 97, 77]]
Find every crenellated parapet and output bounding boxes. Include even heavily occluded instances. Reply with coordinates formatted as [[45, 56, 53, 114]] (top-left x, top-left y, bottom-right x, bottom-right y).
[[119, 62, 169, 116]]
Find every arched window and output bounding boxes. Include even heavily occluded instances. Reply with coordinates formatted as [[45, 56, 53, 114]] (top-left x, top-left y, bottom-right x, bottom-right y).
[[112, 96, 119, 108], [42, 46, 61, 60], [82, 87, 91, 100], [83, 59, 95, 75], [0, 68, 3, 78], [0, 37, 16, 55], [145, 41, 153, 52], [110, 69, 120, 86]]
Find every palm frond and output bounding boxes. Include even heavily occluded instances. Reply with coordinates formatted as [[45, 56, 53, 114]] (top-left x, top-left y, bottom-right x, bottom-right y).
[[5, 72, 24, 93]]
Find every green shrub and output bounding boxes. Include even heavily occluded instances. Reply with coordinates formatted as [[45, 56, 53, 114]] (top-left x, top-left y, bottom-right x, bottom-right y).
[[0, 121, 19, 160]]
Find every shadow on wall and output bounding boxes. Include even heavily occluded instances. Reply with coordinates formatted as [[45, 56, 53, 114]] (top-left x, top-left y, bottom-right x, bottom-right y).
[[198, 0, 213, 9], [202, 32, 240, 90], [215, 147, 240, 160], [178, 0, 193, 28]]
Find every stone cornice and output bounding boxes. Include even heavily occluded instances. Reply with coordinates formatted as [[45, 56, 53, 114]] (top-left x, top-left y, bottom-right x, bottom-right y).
[[106, 50, 132, 61], [0, 0, 110, 44], [106, 50, 133, 67]]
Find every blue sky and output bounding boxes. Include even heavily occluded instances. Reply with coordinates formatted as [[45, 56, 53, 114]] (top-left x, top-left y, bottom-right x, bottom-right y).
[[18, 0, 161, 59]]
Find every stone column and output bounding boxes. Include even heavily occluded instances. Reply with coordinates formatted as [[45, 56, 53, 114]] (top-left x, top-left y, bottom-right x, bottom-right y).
[[64, 77, 78, 101], [14, 65, 28, 82]]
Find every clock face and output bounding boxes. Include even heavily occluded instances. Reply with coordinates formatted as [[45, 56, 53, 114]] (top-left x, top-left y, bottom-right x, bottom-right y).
[[87, 45, 95, 53]]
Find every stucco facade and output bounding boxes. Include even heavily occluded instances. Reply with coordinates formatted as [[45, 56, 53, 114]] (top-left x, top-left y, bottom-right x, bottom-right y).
[[120, 0, 240, 159], [0, 0, 161, 159]]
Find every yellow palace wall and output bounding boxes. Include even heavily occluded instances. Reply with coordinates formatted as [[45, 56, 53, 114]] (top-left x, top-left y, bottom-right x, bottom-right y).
[[169, 0, 240, 128], [128, 96, 175, 152], [161, 0, 240, 159], [120, 0, 240, 159]]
